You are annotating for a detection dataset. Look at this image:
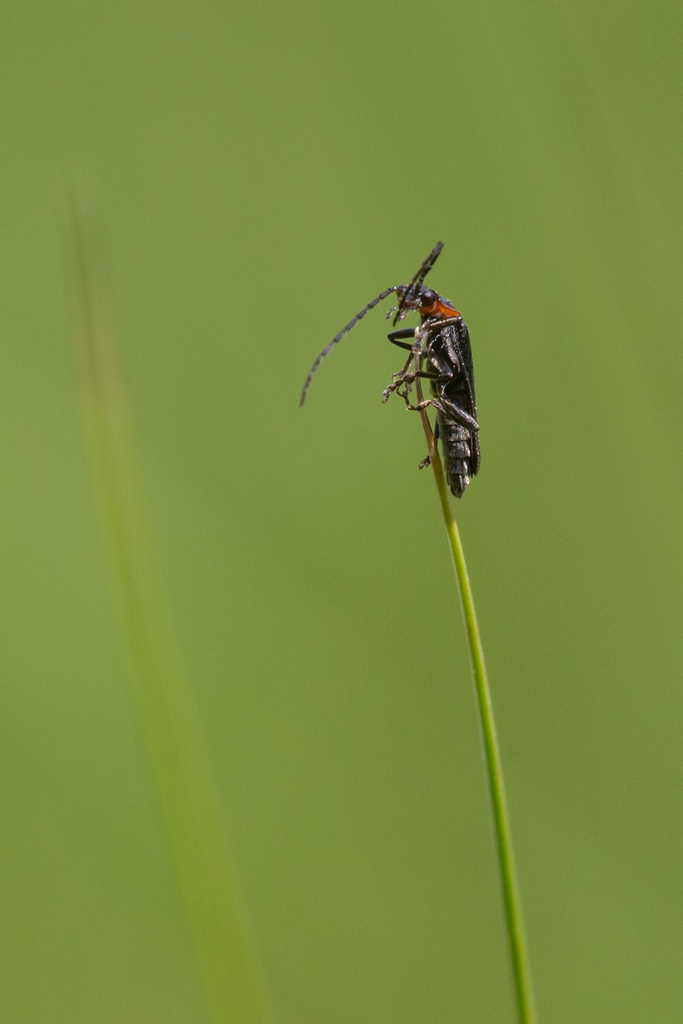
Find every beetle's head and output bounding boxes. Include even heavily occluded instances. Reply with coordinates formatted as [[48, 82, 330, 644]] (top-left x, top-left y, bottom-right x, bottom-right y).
[[393, 283, 427, 319], [394, 285, 458, 323]]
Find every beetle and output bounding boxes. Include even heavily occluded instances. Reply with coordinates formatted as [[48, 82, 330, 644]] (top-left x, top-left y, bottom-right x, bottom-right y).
[[300, 242, 480, 497]]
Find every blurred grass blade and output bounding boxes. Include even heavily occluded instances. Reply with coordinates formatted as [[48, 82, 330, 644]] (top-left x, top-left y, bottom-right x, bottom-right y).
[[66, 182, 273, 1024]]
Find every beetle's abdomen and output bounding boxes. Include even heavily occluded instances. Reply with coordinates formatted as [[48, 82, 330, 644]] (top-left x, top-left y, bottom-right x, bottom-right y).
[[436, 412, 478, 498]]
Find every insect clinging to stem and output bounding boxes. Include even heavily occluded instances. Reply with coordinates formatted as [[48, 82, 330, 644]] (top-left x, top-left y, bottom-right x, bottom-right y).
[[300, 242, 480, 498]]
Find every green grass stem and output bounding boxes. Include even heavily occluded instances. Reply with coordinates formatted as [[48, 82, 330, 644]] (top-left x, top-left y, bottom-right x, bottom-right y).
[[66, 185, 273, 1024], [414, 362, 537, 1024]]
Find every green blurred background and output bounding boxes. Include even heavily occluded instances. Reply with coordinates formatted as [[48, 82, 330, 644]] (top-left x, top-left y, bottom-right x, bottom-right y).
[[1, 0, 682, 1020]]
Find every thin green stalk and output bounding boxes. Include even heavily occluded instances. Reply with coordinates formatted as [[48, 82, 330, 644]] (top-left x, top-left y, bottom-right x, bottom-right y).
[[414, 363, 537, 1024], [66, 184, 273, 1024]]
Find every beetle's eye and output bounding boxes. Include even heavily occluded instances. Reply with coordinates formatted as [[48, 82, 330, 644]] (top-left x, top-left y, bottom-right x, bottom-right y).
[[421, 289, 436, 306]]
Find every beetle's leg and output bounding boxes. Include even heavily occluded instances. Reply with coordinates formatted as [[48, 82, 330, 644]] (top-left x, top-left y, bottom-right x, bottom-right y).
[[419, 316, 461, 333], [428, 352, 456, 378], [390, 348, 418, 381], [382, 370, 439, 403], [418, 455, 431, 470], [382, 378, 411, 402], [410, 400, 441, 413], [387, 328, 417, 339], [437, 395, 480, 432], [387, 327, 417, 350], [398, 392, 475, 428], [383, 343, 422, 402], [394, 370, 441, 386], [383, 364, 414, 401], [399, 397, 445, 415]]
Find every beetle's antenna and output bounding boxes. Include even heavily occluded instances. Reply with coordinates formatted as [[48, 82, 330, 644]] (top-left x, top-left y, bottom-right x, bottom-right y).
[[415, 240, 444, 285], [392, 241, 444, 325], [300, 286, 399, 405]]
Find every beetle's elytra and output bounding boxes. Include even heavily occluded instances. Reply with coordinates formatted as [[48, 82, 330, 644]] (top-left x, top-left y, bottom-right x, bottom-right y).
[[300, 243, 480, 497]]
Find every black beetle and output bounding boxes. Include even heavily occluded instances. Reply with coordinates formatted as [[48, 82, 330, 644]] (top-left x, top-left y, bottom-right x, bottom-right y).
[[300, 242, 480, 497]]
